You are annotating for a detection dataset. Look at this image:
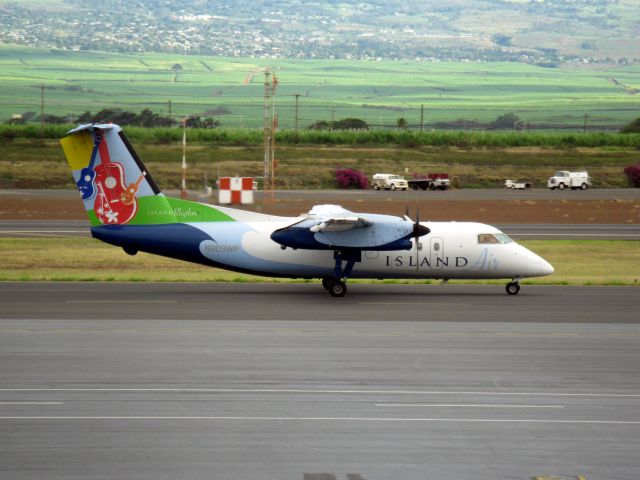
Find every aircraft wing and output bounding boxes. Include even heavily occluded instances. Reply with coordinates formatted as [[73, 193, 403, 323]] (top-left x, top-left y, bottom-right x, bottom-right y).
[[310, 215, 372, 232], [271, 204, 425, 250], [306, 205, 372, 232]]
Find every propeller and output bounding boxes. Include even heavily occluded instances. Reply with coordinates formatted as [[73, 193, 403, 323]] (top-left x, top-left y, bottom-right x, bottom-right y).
[[404, 205, 430, 270], [403, 188, 429, 269]]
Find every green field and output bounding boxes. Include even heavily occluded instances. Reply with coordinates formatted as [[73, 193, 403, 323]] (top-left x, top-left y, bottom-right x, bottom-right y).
[[0, 238, 638, 286], [1, 45, 640, 129]]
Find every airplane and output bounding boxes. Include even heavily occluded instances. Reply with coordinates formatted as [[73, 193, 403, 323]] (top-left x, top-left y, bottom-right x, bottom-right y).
[[60, 123, 554, 297]]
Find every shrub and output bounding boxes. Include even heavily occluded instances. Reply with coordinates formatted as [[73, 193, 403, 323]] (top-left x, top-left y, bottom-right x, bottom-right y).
[[621, 117, 640, 134], [335, 168, 368, 189], [623, 163, 640, 187]]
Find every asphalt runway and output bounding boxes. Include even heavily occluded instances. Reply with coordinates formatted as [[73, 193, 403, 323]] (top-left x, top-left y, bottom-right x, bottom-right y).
[[2, 220, 640, 240], [3, 187, 640, 201], [1, 282, 640, 479]]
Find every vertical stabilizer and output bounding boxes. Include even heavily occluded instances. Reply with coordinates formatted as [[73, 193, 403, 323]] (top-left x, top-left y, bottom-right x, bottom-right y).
[[61, 124, 171, 226], [61, 124, 236, 227]]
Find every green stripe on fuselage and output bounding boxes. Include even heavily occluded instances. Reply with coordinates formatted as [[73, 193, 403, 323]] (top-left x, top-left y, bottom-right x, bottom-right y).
[[88, 196, 235, 226]]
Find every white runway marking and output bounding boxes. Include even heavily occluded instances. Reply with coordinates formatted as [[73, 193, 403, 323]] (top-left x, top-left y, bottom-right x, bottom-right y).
[[0, 402, 64, 405], [1, 388, 639, 398], [362, 302, 469, 306], [65, 300, 177, 304], [1, 416, 638, 424], [375, 403, 565, 408]]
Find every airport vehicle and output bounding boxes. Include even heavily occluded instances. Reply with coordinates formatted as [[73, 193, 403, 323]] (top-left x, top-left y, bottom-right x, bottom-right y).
[[408, 173, 450, 191], [505, 179, 532, 190], [60, 124, 554, 297], [372, 173, 408, 191], [547, 171, 591, 190]]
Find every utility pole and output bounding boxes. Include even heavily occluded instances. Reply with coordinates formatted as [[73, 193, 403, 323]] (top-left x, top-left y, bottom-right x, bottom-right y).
[[293, 93, 300, 134], [181, 117, 187, 199], [40, 84, 45, 147], [420, 104, 424, 132], [583, 113, 590, 134], [263, 70, 278, 203]]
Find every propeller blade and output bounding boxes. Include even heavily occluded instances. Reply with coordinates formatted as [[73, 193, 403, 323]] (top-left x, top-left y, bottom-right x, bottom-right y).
[[412, 206, 430, 270], [415, 207, 420, 270]]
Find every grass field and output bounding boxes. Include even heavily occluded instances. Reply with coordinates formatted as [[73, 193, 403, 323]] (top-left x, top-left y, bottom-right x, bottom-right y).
[[1, 238, 638, 286], [1, 137, 637, 189], [4, 135, 639, 189], [1, 44, 639, 129]]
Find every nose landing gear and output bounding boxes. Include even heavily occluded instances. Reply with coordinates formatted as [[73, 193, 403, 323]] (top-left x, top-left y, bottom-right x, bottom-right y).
[[506, 278, 521, 295]]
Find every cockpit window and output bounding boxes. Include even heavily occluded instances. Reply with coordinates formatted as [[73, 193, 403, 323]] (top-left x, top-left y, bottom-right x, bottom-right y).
[[494, 233, 514, 244], [478, 233, 514, 244]]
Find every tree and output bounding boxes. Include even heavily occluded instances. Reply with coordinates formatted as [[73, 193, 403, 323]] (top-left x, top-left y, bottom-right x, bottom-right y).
[[333, 118, 369, 130], [490, 113, 521, 130], [201, 117, 220, 129], [620, 117, 640, 134], [397, 118, 407, 129], [307, 120, 331, 130], [492, 34, 512, 47]]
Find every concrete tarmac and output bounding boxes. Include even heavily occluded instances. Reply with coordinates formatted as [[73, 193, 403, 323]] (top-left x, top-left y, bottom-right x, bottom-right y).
[[1, 282, 639, 479]]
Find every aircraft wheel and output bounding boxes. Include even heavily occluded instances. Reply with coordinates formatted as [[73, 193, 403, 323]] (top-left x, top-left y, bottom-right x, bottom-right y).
[[329, 280, 347, 297], [505, 282, 520, 295], [321, 277, 334, 290]]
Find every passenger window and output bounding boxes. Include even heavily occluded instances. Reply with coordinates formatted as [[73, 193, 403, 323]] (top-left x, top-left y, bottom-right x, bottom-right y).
[[434, 242, 440, 252]]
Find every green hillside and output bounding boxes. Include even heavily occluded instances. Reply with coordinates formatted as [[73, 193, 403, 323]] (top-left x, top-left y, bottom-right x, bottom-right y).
[[1, 45, 639, 130]]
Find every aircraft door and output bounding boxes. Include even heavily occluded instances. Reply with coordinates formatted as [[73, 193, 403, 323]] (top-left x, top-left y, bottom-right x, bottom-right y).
[[430, 237, 445, 269]]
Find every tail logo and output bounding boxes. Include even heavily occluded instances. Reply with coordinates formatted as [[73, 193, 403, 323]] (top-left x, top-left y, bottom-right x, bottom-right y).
[[76, 130, 103, 200], [93, 137, 138, 225]]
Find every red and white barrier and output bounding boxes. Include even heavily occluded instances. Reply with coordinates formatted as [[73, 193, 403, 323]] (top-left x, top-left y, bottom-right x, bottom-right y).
[[218, 177, 254, 205]]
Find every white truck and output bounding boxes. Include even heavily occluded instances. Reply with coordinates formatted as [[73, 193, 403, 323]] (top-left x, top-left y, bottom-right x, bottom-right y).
[[372, 173, 408, 191], [547, 171, 591, 190], [407, 173, 451, 191]]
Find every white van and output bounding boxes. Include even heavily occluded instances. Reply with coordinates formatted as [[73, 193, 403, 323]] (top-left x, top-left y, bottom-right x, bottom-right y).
[[547, 171, 591, 190]]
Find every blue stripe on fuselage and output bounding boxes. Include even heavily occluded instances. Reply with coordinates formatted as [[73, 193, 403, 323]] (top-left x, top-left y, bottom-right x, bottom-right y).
[[90, 223, 329, 278], [91, 223, 214, 266]]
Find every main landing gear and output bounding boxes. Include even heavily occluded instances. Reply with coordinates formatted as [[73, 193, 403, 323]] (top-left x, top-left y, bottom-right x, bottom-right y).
[[506, 278, 521, 295], [322, 250, 360, 297], [322, 277, 347, 297]]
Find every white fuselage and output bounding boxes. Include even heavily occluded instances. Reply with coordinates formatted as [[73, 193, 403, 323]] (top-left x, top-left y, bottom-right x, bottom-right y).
[[193, 213, 554, 281]]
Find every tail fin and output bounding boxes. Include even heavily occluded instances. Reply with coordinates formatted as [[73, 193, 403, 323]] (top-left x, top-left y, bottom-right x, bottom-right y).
[[61, 123, 232, 226]]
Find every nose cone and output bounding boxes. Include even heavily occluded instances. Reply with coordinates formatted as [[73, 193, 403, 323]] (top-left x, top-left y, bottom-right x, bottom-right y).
[[514, 245, 554, 278], [526, 250, 554, 277], [538, 257, 555, 276]]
